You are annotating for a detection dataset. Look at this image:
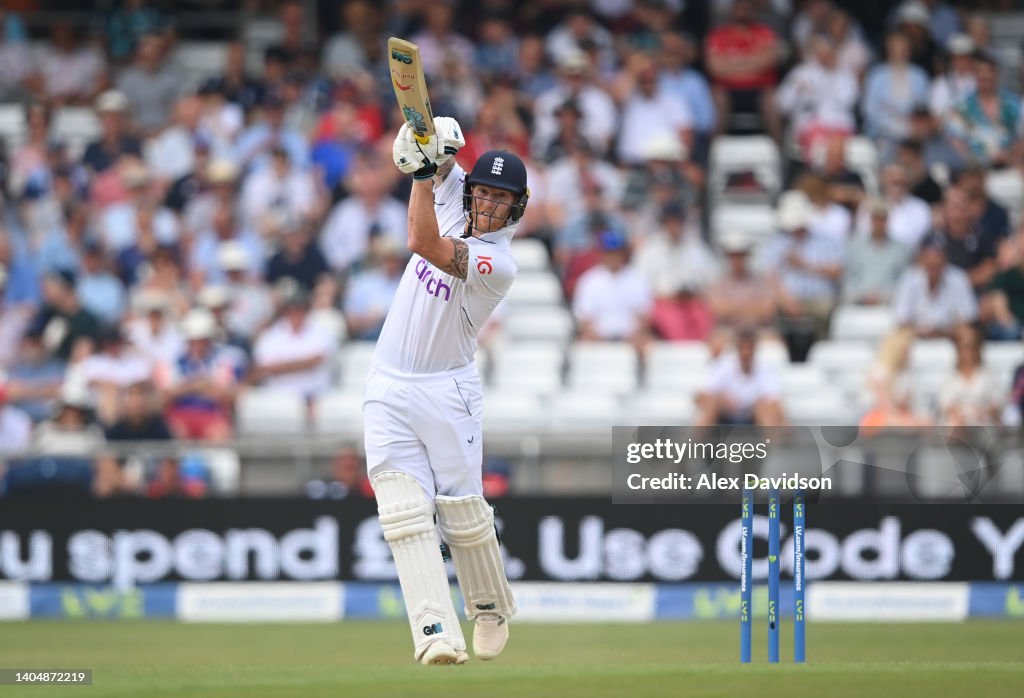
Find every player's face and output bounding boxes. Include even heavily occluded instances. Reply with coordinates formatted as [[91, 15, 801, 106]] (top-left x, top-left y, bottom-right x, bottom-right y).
[[470, 185, 517, 233]]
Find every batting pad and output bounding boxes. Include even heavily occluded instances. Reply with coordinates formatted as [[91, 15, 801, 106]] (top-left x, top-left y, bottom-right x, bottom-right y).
[[435, 495, 517, 620], [372, 471, 466, 657]]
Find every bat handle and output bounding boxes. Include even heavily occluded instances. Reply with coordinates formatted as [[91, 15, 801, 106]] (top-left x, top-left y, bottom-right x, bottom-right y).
[[414, 133, 431, 145]]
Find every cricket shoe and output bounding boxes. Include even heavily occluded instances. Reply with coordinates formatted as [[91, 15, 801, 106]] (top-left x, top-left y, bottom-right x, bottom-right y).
[[473, 613, 508, 660], [418, 640, 469, 666]]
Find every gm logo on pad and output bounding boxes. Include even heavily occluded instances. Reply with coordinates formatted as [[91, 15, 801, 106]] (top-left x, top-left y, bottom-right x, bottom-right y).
[[491, 157, 504, 175], [423, 623, 443, 636]]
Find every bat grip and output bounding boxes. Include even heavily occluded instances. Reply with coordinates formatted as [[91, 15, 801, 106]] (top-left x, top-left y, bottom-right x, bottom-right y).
[[414, 133, 430, 145]]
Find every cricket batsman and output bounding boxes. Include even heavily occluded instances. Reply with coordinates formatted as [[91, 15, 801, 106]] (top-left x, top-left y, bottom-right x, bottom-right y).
[[363, 116, 528, 665]]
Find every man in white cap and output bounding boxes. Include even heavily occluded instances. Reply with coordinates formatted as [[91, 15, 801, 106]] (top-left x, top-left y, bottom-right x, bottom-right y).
[[83, 90, 142, 174], [930, 33, 977, 119], [154, 307, 243, 441]]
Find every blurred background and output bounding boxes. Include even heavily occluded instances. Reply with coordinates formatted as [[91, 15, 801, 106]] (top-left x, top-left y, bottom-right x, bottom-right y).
[[0, 0, 1024, 503]]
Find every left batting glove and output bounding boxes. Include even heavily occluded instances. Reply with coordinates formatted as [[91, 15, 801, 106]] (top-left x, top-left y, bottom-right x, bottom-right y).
[[393, 123, 441, 179], [433, 116, 465, 166]]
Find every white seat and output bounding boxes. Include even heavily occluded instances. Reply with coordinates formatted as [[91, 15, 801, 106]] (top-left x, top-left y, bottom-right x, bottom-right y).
[[510, 238, 549, 272], [548, 391, 621, 431], [830, 305, 896, 342], [709, 136, 781, 200], [566, 342, 639, 393], [845, 136, 879, 195], [337, 341, 378, 389], [505, 272, 563, 307], [313, 390, 365, 436], [783, 393, 853, 425], [0, 104, 25, 151], [644, 341, 711, 391], [505, 306, 574, 343], [755, 340, 790, 370], [910, 339, 956, 372], [483, 391, 544, 433], [808, 340, 875, 376], [52, 108, 101, 158], [712, 204, 777, 243], [237, 389, 307, 435], [983, 342, 1024, 376], [986, 168, 1024, 213], [623, 391, 696, 426], [780, 365, 828, 396], [174, 42, 230, 90], [492, 341, 564, 394]]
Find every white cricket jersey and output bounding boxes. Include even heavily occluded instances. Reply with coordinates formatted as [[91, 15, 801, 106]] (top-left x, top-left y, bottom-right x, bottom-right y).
[[373, 164, 518, 374]]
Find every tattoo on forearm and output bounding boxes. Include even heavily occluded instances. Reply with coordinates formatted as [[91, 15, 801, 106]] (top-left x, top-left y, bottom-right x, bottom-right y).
[[437, 160, 455, 182], [443, 238, 469, 280]]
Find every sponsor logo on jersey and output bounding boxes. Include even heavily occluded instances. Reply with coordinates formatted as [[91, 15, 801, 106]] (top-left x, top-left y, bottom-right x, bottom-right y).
[[415, 258, 452, 301]]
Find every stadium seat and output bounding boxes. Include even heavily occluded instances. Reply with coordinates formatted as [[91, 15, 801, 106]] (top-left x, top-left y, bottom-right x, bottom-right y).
[[808, 341, 875, 376], [313, 390, 365, 436], [0, 104, 25, 151], [711, 203, 777, 244], [510, 238, 550, 272], [504, 272, 564, 307], [566, 342, 639, 394], [237, 389, 307, 435], [708, 135, 781, 202], [623, 391, 696, 426], [984, 342, 1024, 374], [173, 41, 230, 91], [483, 391, 544, 433], [783, 393, 854, 425], [547, 390, 622, 432], [52, 108, 101, 159], [830, 305, 896, 342], [910, 340, 956, 372], [492, 341, 564, 394], [504, 306, 574, 343], [644, 341, 711, 392], [845, 136, 879, 194], [337, 341, 377, 389], [780, 365, 828, 396], [985, 168, 1024, 214], [755, 340, 790, 370]]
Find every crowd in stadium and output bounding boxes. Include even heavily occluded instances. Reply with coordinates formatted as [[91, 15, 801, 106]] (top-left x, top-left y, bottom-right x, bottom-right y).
[[1, 0, 1024, 497]]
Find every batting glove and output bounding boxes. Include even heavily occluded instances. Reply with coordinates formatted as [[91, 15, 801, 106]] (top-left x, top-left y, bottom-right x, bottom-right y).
[[433, 116, 465, 166], [392, 123, 441, 179]]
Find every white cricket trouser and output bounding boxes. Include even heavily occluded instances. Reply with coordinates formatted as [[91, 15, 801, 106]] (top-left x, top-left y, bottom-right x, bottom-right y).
[[363, 360, 484, 500]]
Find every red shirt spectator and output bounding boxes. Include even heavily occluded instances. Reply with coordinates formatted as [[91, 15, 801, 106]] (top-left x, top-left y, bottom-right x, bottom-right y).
[[706, 19, 779, 91]]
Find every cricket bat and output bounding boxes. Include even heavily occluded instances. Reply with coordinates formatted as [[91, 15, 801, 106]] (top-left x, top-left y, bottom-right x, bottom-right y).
[[388, 37, 434, 145]]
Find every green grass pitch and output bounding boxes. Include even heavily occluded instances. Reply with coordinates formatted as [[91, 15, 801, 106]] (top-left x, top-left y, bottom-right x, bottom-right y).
[[0, 621, 1021, 697]]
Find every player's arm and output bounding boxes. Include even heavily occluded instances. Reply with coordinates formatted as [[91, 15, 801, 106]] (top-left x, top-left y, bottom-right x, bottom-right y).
[[407, 179, 469, 280]]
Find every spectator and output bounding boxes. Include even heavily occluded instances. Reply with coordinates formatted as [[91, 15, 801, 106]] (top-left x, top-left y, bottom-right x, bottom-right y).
[[196, 79, 244, 159], [124, 290, 184, 365], [0, 262, 35, 369], [934, 186, 1001, 291], [861, 32, 929, 151], [827, 8, 873, 81], [795, 173, 852, 243], [104, 379, 172, 441], [892, 235, 977, 338], [32, 269, 102, 363], [860, 328, 931, 432], [133, 244, 191, 320], [811, 135, 866, 212], [614, 52, 694, 167], [217, 249, 274, 343], [956, 166, 1010, 242], [251, 289, 334, 408], [939, 325, 1002, 426], [0, 15, 32, 102], [907, 105, 967, 173], [3, 329, 64, 422], [982, 227, 1024, 340], [306, 444, 373, 499], [100, 0, 165, 64], [145, 455, 207, 498], [545, 8, 616, 74], [767, 191, 845, 361], [657, 31, 716, 163], [99, 161, 179, 252], [264, 224, 331, 293], [10, 100, 53, 199], [0, 380, 32, 457], [857, 163, 932, 249], [189, 206, 263, 288], [532, 50, 618, 157], [894, 139, 943, 204], [239, 145, 320, 236], [705, 0, 783, 141], [894, 1, 940, 75], [634, 202, 718, 341], [930, 34, 977, 119], [544, 137, 623, 229], [234, 91, 310, 173], [82, 90, 142, 175], [197, 285, 253, 360], [775, 33, 859, 160], [116, 32, 182, 136], [843, 199, 911, 305], [695, 329, 784, 427], [517, 34, 557, 101], [947, 51, 1021, 168], [319, 163, 407, 274], [73, 325, 150, 425], [410, 2, 475, 78], [155, 307, 243, 442], [77, 242, 127, 327], [32, 385, 105, 457], [344, 237, 405, 341], [145, 96, 205, 183], [707, 233, 779, 336], [556, 186, 628, 296], [209, 42, 264, 115], [32, 21, 106, 106], [475, 15, 519, 80], [321, 0, 377, 79], [572, 230, 653, 350]]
